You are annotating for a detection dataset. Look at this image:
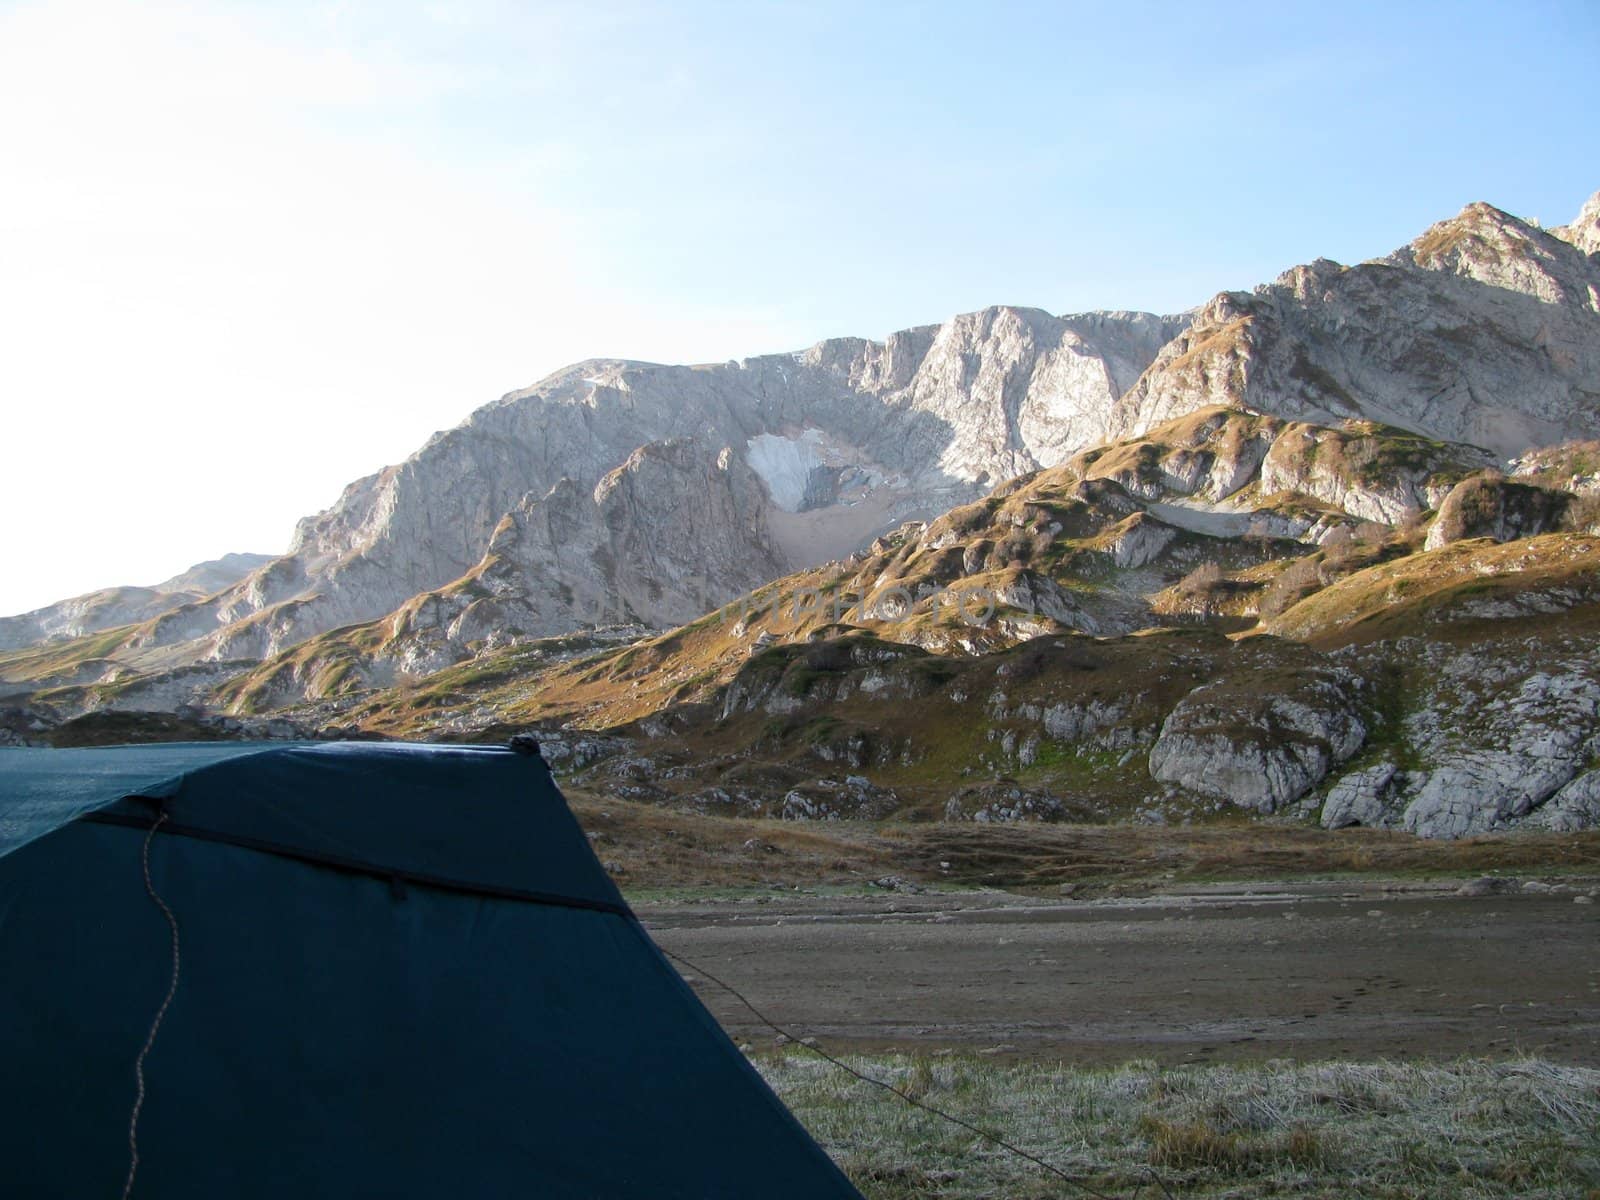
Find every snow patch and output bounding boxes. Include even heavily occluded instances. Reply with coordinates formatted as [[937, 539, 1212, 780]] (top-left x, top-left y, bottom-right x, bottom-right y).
[[746, 433, 826, 512]]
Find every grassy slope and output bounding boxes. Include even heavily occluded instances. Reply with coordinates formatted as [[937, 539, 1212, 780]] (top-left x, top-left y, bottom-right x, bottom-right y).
[[329, 414, 1587, 740], [0, 624, 137, 685], [1267, 533, 1600, 647]]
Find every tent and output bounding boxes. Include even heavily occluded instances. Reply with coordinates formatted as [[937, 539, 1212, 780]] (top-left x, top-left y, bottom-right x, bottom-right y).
[[0, 741, 862, 1198]]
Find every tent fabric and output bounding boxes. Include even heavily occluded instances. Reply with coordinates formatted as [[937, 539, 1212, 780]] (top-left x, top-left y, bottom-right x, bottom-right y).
[[0, 741, 283, 860], [0, 741, 862, 1199]]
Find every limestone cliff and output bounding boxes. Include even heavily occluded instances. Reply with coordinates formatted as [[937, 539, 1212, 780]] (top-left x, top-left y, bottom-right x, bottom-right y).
[[1115, 198, 1600, 457]]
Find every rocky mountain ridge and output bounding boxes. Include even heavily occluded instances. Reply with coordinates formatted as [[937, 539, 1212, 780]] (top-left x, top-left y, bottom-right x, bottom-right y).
[[0, 553, 270, 651], [11, 191, 1598, 677], [5, 188, 1600, 839]]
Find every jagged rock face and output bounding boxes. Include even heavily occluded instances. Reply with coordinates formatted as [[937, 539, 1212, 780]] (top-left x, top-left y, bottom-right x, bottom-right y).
[[1424, 473, 1570, 550], [1114, 199, 1600, 458], [1552, 189, 1600, 257], [892, 308, 1191, 482], [94, 308, 1187, 667], [371, 438, 785, 675], [1304, 639, 1600, 839], [214, 439, 787, 691]]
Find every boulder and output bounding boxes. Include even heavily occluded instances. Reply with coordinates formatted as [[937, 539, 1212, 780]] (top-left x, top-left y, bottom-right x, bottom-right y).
[[1424, 474, 1569, 550], [1150, 669, 1367, 813], [1321, 763, 1402, 829]]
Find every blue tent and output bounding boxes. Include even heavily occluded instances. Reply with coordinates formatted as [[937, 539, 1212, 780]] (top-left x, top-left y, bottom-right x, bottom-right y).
[[0, 741, 862, 1198]]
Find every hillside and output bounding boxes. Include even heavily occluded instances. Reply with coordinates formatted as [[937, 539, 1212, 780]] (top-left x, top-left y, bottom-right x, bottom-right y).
[[4, 189, 1600, 839]]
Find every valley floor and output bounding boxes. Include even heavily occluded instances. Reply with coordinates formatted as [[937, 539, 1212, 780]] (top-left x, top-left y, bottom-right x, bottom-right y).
[[650, 878, 1598, 1197], [648, 882, 1600, 1067]]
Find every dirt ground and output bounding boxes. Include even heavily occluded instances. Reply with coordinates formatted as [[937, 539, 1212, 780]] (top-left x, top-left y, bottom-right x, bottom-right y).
[[644, 881, 1600, 1067]]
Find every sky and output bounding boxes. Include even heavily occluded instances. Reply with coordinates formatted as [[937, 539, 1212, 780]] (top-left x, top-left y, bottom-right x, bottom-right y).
[[2, 0, 1598, 615]]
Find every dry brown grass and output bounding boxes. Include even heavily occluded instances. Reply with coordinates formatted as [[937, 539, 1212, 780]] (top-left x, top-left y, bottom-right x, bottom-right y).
[[566, 789, 894, 892], [1141, 1115, 1326, 1171], [891, 821, 1600, 892], [564, 793, 1600, 894], [1267, 532, 1600, 647]]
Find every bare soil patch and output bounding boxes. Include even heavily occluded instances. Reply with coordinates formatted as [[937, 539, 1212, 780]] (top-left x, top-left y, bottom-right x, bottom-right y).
[[647, 884, 1600, 1067]]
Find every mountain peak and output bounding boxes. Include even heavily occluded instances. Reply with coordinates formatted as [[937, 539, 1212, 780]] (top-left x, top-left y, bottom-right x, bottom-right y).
[[1553, 189, 1600, 256]]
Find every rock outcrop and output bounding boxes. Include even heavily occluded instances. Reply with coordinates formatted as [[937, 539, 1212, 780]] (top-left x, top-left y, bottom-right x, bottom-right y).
[[1148, 668, 1368, 812], [1320, 763, 1402, 829], [1552, 189, 1600, 257], [1424, 473, 1570, 550], [1259, 421, 1478, 522], [1114, 199, 1600, 458], [1305, 641, 1600, 838], [944, 782, 1078, 823]]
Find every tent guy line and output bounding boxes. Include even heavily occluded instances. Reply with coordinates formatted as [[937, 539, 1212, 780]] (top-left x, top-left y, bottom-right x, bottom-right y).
[[658, 944, 1154, 1200]]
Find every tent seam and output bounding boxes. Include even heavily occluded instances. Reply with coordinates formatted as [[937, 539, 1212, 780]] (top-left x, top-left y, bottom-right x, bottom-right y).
[[81, 810, 634, 920]]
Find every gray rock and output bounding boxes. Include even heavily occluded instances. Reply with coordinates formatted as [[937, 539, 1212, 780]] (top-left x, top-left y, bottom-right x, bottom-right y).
[[1149, 669, 1368, 813], [1456, 876, 1520, 897], [1115, 197, 1600, 459], [944, 782, 1075, 823], [1399, 663, 1600, 838], [1321, 763, 1402, 829], [779, 776, 899, 821], [1261, 424, 1474, 524], [1552, 189, 1600, 256], [1525, 769, 1600, 833], [1424, 474, 1570, 551]]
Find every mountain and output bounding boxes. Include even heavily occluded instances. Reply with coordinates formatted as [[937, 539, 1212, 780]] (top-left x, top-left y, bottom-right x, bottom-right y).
[[4, 189, 1600, 837], [20, 194, 1599, 680], [7, 308, 1193, 676], [0, 553, 271, 651], [1116, 201, 1600, 455], [205, 403, 1589, 840]]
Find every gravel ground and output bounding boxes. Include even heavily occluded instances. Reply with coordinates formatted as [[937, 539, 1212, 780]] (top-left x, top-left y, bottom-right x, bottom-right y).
[[645, 881, 1600, 1066]]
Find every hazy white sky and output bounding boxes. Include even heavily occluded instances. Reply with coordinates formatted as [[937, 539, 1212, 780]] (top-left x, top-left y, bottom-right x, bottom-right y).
[[3, 0, 1597, 615]]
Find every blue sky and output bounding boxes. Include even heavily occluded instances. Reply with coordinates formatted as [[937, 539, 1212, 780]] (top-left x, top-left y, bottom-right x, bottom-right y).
[[2, 0, 1597, 613]]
